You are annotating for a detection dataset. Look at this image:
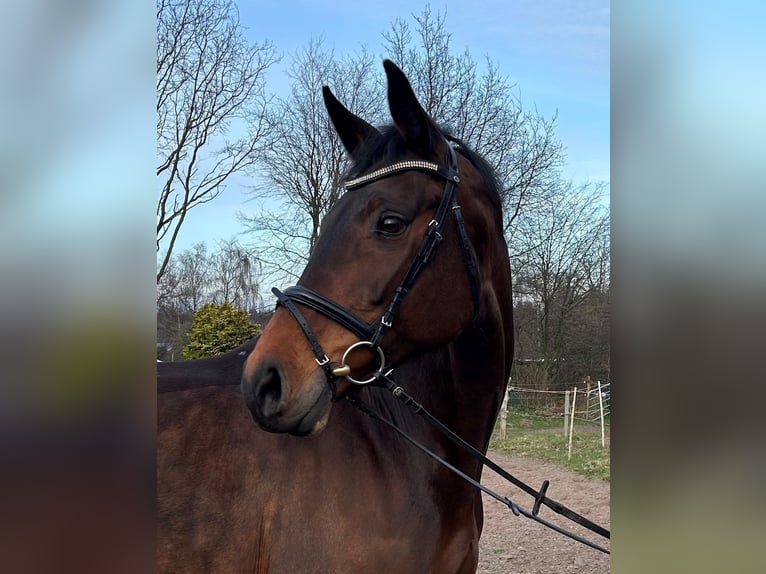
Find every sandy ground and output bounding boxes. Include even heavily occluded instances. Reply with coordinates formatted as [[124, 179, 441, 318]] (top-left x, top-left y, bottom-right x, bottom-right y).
[[477, 451, 610, 574]]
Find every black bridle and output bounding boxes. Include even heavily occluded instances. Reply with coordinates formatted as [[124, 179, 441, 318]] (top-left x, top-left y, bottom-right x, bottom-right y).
[[270, 141, 610, 554], [272, 142, 479, 385]]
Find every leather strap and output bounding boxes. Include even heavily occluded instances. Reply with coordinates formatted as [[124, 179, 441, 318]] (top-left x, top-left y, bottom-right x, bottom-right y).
[[272, 287, 335, 385], [280, 285, 375, 341]]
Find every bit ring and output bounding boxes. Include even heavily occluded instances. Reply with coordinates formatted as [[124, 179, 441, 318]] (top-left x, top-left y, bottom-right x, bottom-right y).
[[338, 341, 386, 385]]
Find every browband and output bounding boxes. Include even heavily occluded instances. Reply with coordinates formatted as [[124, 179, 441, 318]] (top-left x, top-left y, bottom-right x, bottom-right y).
[[345, 160, 459, 190]]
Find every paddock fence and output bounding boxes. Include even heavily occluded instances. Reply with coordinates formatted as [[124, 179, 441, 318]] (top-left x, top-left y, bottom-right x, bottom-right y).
[[497, 378, 610, 455]]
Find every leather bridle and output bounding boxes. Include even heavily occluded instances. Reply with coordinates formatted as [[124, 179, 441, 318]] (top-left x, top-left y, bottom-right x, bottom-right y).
[[268, 141, 611, 554], [272, 141, 479, 386]]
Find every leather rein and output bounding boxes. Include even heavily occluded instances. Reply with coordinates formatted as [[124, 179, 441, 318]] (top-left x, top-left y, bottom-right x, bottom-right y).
[[271, 142, 610, 554]]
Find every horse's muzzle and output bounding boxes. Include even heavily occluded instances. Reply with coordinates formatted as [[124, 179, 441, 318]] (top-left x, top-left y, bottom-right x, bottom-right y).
[[241, 356, 332, 436]]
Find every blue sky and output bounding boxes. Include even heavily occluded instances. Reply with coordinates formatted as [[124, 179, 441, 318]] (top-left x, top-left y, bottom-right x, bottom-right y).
[[174, 0, 609, 251]]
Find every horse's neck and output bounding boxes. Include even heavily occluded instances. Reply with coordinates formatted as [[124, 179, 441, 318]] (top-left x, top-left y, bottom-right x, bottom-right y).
[[429, 291, 513, 455], [369, 324, 508, 460], [451, 332, 508, 450]]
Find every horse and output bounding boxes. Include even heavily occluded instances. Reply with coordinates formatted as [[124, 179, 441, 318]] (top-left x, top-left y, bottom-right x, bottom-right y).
[[157, 336, 259, 393], [158, 60, 514, 573]]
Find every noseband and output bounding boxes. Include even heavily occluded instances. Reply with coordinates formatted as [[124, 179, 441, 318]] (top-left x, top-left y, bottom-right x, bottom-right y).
[[272, 142, 480, 386]]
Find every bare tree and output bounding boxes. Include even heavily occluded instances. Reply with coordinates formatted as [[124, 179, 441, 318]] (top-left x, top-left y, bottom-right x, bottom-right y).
[[510, 181, 610, 387], [156, 242, 209, 359], [248, 10, 563, 283], [244, 39, 383, 282], [156, 0, 278, 282], [239, 209, 315, 284], [174, 242, 211, 313], [209, 238, 263, 313], [157, 256, 181, 306], [383, 6, 564, 232]]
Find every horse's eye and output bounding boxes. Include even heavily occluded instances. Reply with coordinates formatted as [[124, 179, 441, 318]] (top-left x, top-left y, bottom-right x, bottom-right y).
[[377, 215, 407, 236]]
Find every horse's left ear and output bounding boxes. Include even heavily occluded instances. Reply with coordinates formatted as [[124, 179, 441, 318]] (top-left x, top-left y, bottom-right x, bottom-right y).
[[383, 59, 446, 158], [323, 86, 380, 157]]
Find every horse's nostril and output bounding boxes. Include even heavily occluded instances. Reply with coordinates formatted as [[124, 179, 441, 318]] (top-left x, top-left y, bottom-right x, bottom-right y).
[[255, 367, 282, 417]]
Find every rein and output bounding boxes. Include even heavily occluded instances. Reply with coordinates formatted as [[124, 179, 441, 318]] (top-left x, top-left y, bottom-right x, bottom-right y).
[[346, 374, 611, 554], [271, 142, 610, 554]]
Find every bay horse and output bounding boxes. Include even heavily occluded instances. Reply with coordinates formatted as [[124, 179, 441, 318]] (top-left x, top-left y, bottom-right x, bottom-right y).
[[158, 60, 514, 573]]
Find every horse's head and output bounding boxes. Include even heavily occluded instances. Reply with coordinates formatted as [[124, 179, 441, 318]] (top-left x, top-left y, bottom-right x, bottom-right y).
[[242, 60, 506, 435]]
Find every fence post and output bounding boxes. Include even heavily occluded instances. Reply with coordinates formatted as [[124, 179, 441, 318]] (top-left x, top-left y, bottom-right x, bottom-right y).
[[597, 380, 606, 448], [563, 390, 570, 437], [499, 385, 509, 441], [568, 387, 577, 461]]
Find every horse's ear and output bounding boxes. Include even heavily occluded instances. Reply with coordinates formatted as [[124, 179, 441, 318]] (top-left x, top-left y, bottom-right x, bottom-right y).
[[323, 86, 379, 157], [383, 59, 445, 157]]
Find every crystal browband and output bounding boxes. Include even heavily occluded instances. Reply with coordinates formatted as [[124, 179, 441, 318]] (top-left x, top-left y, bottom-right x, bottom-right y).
[[344, 160, 445, 190]]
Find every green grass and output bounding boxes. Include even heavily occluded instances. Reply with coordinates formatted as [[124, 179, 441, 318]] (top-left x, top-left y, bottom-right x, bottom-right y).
[[489, 422, 610, 481], [497, 407, 565, 430]]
